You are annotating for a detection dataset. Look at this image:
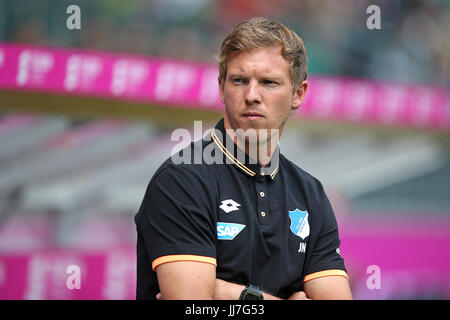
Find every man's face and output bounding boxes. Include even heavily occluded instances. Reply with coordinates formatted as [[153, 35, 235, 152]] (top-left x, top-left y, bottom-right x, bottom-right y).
[[219, 45, 308, 144]]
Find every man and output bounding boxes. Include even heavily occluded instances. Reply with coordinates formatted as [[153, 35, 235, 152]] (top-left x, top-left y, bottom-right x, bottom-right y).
[[134, 17, 352, 300]]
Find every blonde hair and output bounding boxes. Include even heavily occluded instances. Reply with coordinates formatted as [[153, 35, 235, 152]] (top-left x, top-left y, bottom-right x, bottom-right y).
[[217, 17, 308, 90]]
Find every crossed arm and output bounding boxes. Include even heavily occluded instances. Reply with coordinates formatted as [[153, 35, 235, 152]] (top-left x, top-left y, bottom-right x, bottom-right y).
[[156, 261, 352, 300]]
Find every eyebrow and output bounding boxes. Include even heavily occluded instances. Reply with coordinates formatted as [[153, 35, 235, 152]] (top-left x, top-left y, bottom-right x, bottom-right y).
[[228, 73, 284, 81]]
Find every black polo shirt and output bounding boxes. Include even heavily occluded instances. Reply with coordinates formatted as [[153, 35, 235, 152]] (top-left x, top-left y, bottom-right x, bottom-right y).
[[134, 118, 348, 300]]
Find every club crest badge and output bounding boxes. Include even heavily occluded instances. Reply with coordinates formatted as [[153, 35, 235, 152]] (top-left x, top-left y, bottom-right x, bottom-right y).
[[288, 209, 310, 240]]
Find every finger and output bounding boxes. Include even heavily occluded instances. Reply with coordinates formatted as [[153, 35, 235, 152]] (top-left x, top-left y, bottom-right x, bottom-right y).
[[288, 291, 309, 300], [298, 291, 307, 299], [156, 293, 161, 300]]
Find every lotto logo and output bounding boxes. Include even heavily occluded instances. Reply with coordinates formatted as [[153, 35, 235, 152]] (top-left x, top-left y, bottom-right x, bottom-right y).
[[217, 222, 246, 240], [219, 199, 241, 213]]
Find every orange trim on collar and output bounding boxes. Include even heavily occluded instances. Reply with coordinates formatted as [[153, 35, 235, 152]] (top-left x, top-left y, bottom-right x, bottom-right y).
[[211, 129, 278, 179], [211, 130, 256, 177]]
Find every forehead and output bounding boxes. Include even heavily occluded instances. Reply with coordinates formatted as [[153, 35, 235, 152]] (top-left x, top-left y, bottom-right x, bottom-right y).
[[226, 45, 289, 78]]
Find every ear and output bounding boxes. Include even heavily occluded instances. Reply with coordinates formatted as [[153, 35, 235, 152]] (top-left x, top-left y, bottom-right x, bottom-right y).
[[218, 77, 225, 104], [291, 80, 308, 110]]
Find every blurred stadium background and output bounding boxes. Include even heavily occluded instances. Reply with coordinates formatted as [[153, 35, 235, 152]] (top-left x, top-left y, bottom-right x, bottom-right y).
[[0, 0, 449, 299]]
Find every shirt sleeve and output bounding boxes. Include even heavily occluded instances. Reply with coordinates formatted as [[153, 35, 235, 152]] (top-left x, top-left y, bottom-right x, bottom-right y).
[[303, 184, 348, 283], [135, 163, 217, 271]]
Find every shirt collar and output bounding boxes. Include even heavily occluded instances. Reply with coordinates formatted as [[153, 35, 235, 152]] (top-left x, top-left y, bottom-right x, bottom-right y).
[[211, 118, 279, 180]]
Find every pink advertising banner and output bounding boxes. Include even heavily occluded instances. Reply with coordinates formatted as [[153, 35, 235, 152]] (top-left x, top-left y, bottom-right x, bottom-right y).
[[340, 218, 450, 299], [0, 248, 136, 300], [0, 218, 449, 299], [0, 43, 448, 131]]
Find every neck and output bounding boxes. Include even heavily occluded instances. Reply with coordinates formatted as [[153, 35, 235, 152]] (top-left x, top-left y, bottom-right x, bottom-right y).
[[225, 127, 281, 168]]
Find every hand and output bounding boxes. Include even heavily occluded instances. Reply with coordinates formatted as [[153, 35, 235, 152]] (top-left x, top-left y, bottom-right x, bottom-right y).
[[156, 280, 312, 300], [288, 291, 311, 300], [215, 278, 311, 300], [214, 278, 244, 300]]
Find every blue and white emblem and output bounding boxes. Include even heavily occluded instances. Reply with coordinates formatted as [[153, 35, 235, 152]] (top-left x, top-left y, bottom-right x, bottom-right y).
[[288, 209, 310, 240]]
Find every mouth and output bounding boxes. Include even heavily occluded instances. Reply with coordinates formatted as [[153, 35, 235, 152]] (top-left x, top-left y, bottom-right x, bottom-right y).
[[242, 112, 264, 121]]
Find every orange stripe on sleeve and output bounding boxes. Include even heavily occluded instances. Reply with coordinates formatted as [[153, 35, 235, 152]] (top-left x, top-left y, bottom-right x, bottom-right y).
[[152, 255, 217, 271], [303, 269, 349, 283]]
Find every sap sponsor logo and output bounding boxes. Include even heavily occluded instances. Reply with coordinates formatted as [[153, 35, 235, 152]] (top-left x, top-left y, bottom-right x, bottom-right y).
[[217, 222, 246, 240]]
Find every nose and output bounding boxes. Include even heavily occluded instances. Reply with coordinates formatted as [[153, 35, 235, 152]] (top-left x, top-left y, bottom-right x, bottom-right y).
[[244, 80, 261, 106]]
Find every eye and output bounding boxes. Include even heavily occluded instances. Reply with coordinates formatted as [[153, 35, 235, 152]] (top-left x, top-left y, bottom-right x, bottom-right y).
[[232, 78, 246, 85], [263, 79, 278, 86]]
